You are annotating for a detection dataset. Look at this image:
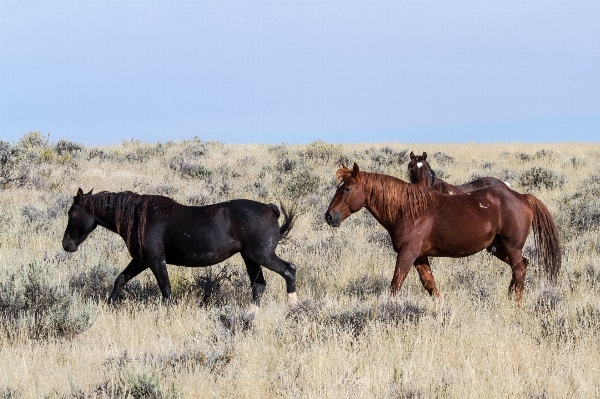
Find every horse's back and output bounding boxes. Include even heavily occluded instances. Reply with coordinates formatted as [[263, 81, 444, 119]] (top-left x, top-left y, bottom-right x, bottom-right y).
[[422, 185, 531, 256], [161, 199, 281, 267], [454, 177, 508, 194], [431, 185, 531, 228]]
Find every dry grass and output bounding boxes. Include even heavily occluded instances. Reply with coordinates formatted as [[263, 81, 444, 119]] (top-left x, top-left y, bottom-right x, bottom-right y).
[[1, 132, 599, 398]]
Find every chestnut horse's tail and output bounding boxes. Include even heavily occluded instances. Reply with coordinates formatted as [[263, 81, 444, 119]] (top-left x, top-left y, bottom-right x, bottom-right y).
[[524, 194, 561, 283]]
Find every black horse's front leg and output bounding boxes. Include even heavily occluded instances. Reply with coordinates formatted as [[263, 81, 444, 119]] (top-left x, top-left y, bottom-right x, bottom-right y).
[[147, 258, 172, 301], [109, 259, 148, 304]]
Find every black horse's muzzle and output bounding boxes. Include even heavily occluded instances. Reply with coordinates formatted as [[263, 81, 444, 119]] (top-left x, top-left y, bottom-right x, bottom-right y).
[[62, 236, 79, 252], [325, 210, 342, 227]]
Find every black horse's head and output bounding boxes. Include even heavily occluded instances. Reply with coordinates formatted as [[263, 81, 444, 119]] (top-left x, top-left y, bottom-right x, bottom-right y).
[[408, 151, 434, 187], [62, 188, 96, 252]]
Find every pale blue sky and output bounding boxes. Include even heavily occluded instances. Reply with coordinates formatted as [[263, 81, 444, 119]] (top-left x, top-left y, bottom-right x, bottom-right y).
[[1, 1, 599, 145]]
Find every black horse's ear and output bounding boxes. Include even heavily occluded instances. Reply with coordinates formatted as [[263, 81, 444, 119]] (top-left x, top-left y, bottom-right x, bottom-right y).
[[422, 152, 427, 160], [86, 189, 93, 195], [352, 162, 360, 177], [410, 151, 415, 160], [75, 188, 84, 203]]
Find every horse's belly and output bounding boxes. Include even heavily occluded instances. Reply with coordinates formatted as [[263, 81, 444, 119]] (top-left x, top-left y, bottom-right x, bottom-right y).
[[425, 227, 496, 257], [164, 234, 241, 267], [166, 247, 237, 267]]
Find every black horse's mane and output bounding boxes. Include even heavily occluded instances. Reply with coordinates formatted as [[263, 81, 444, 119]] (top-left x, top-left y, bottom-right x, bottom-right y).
[[81, 191, 178, 256]]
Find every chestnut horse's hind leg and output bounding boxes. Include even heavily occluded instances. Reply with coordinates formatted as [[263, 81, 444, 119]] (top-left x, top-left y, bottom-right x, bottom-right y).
[[490, 245, 528, 303], [413, 257, 440, 297], [242, 256, 267, 306], [390, 251, 417, 296], [109, 259, 148, 304]]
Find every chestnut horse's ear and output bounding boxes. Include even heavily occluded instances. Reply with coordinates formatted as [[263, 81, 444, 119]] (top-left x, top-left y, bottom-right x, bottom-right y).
[[410, 151, 415, 160], [352, 162, 360, 177], [422, 152, 427, 160]]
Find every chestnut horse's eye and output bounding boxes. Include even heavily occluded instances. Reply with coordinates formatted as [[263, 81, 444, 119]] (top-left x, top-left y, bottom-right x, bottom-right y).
[[344, 187, 351, 192]]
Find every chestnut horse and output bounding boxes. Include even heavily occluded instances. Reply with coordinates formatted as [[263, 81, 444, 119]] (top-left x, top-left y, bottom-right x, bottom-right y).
[[63, 189, 298, 306], [408, 151, 509, 194], [325, 163, 561, 302]]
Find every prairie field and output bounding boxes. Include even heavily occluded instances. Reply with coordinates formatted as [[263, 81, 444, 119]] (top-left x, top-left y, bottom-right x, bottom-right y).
[[1, 132, 599, 398]]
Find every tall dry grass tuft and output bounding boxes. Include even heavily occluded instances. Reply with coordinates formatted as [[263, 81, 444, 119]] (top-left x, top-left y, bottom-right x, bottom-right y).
[[0, 134, 599, 397]]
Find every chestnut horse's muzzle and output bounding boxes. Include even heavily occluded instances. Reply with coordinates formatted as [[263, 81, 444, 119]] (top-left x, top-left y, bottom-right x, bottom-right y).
[[325, 210, 342, 227]]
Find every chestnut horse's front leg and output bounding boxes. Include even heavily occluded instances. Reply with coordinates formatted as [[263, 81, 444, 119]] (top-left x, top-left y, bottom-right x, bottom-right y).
[[413, 257, 440, 297], [390, 250, 418, 295]]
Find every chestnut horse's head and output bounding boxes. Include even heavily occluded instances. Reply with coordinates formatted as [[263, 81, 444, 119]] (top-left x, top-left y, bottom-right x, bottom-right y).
[[325, 163, 367, 227], [62, 188, 96, 252], [408, 151, 434, 186]]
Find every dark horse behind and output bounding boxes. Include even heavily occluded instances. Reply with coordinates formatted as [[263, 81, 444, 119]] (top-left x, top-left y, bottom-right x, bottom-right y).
[[408, 151, 509, 194], [325, 163, 561, 303], [63, 189, 299, 306]]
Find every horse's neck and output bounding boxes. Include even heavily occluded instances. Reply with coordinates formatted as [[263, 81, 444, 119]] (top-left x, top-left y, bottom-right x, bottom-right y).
[[85, 194, 121, 233], [363, 178, 406, 231]]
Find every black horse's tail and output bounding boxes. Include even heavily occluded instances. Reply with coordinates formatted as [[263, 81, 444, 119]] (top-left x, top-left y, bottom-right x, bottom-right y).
[[269, 202, 297, 243]]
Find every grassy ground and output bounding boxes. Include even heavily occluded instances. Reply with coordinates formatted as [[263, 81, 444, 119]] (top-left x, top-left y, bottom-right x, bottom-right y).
[[0, 132, 599, 398]]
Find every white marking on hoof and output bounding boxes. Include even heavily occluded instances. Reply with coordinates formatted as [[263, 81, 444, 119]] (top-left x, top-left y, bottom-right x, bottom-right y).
[[479, 203, 488, 208], [287, 292, 298, 306], [416, 162, 423, 168]]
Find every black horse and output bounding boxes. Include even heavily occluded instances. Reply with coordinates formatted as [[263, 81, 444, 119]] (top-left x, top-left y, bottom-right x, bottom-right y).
[[63, 189, 298, 306], [408, 151, 509, 194]]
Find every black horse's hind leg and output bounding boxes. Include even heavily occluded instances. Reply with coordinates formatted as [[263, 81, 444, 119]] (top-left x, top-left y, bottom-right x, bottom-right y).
[[109, 259, 148, 304], [260, 253, 297, 305], [243, 257, 267, 305]]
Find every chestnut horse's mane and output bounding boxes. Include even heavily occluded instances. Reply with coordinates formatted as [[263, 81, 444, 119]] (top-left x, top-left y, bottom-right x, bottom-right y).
[[336, 167, 438, 223], [81, 191, 177, 255]]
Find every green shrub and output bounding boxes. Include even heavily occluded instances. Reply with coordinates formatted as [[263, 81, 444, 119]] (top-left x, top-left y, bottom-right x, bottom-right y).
[[432, 151, 455, 166], [284, 169, 321, 198], [0, 386, 22, 399], [519, 167, 564, 189], [69, 262, 120, 302], [169, 157, 212, 179], [301, 140, 343, 164], [0, 263, 96, 340], [177, 264, 248, 307], [557, 184, 600, 235], [344, 274, 389, 299], [54, 139, 84, 156], [0, 141, 28, 189], [17, 131, 49, 150], [325, 299, 426, 335]]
